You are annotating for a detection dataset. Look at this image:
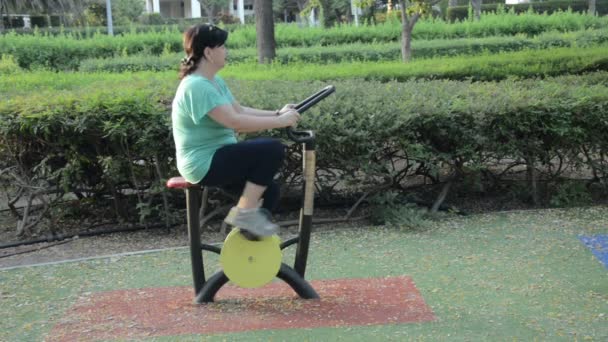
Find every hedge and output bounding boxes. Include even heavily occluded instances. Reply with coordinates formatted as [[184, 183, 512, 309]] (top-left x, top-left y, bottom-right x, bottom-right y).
[[10, 46, 608, 87], [79, 29, 608, 72], [2, 11, 607, 70], [0, 22, 242, 37], [217, 46, 608, 82], [0, 29, 183, 70], [2, 72, 608, 229], [448, 1, 608, 22]]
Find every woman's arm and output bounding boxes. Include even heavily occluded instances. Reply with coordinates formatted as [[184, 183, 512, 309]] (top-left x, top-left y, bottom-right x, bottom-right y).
[[233, 102, 276, 117], [209, 104, 299, 133], [232, 101, 295, 117]]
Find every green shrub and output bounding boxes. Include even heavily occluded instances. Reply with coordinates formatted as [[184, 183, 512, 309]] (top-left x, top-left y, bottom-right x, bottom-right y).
[[138, 13, 166, 25], [2, 71, 608, 226], [448, 1, 608, 21], [3, 11, 608, 70], [369, 191, 433, 229], [217, 45, 608, 82], [0, 28, 183, 70], [549, 180, 593, 207], [78, 29, 608, 72], [79, 53, 182, 72], [0, 54, 20, 75], [231, 11, 608, 48]]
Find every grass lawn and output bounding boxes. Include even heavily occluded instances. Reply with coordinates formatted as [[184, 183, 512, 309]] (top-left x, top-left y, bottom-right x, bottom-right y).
[[1, 206, 607, 341]]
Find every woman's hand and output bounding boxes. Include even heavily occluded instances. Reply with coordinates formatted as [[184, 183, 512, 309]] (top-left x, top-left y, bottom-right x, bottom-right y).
[[278, 109, 301, 127], [278, 104, 296, 115]]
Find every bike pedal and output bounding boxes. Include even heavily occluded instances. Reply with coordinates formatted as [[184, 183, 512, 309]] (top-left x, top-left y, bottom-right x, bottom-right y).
[[239, 229, 262, 241]]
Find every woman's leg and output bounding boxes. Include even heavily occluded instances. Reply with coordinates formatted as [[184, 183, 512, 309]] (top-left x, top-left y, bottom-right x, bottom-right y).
[[202, 138, 284, 204], [200, 138, 285, 235], [237, 182, 266, 209], [260, 181, 280, 212]]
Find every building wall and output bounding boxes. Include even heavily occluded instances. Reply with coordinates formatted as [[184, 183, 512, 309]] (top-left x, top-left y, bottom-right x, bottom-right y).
[[147, 0, 255, 19], [160, 1, 183, 18]]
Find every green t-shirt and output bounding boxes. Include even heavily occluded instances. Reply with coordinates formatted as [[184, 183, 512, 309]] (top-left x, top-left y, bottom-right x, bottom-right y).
[[172, 74, 237, 184]]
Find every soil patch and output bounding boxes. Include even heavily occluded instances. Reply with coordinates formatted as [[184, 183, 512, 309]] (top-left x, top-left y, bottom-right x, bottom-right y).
[[47, 276, 434, 340]]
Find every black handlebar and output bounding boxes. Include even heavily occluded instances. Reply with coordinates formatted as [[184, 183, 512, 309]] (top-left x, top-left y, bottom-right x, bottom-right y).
[[287, 85, 335, 143]]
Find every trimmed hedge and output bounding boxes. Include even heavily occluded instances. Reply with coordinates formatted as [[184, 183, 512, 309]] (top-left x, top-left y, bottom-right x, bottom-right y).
[[0, 29, 183, 70], [13, 46, 608, 85], [448, 1, 608, 22], [217, 46, 608, 82], [2, 71, 608, 227], [79, 29, 608, 72], [0, 22, 242, 37], [2, 11, 608, 70]]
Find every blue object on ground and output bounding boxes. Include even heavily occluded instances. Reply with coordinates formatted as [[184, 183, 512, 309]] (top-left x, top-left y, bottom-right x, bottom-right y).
[[579, 235, 608, 269]]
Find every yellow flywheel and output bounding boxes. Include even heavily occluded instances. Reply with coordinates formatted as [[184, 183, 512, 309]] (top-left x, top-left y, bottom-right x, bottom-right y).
[[219, 228, 282, 288]]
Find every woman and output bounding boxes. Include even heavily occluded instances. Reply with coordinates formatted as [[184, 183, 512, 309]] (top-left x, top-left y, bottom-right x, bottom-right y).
[[172, 24, 300, 237]]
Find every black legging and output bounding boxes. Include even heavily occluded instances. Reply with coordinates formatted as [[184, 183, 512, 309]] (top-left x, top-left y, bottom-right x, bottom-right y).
[[200, 138, 285, 212]]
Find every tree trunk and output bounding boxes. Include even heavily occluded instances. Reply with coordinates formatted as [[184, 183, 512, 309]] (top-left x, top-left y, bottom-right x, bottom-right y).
[[294, 0, 306, 24], [471, 0, 481, 21], [0, 0, 12, 30], [431, 179, 453, 213], [295, 0, 306, 11], [588, 0, 596, 15], [320, 0, 333, 28], [401, 25, 412, 62], [525, 154, 539, 206], [0, 2, 4, 31], [201, 1, 214, 24], [254, 0, 276, 64], [399, 1, 419, 63]]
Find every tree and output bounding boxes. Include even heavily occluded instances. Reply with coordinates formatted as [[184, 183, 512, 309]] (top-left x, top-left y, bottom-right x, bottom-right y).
[[200, 0, 214, 24], [287, 0, 350, 26], [299, 0, 321, 26], [112, 0, 145, 26], [2, 0, 79, 15], [255, 0, 276, 63], [288, 0, 306, 23], [355, 0, 377, 25], [589, 0, 596, 15], [447, 0, 457, 23], [398, 0, 440, 62], [0, 0, 91, 28], [0, 0, 14, 29], [199, 0, 227, 24], [317, 0, 352, 26], [471, 0, 481, 21], [319, 0, 333, 27]]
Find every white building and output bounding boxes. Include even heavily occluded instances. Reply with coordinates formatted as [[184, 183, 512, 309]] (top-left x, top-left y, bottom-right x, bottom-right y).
[[144, 0, 254, 23]]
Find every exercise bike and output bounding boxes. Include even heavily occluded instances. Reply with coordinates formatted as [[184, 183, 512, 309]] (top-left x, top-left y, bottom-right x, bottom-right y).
[[166, 85, 336, 303]]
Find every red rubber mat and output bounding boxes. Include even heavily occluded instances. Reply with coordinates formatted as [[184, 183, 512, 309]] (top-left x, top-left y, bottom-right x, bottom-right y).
[[49, 276, 434, 340]]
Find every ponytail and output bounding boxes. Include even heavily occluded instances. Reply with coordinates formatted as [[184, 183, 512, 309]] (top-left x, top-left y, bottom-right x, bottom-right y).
[[179, 55, 203, 80]]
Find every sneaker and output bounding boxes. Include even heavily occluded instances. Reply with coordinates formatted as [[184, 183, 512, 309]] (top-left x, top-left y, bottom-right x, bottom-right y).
[[239, 229, 262, 241], [224, 207, 279, 237]]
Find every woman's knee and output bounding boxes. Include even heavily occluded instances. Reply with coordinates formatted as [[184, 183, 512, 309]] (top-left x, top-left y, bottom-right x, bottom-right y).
[[259, 138, 285, 164]]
